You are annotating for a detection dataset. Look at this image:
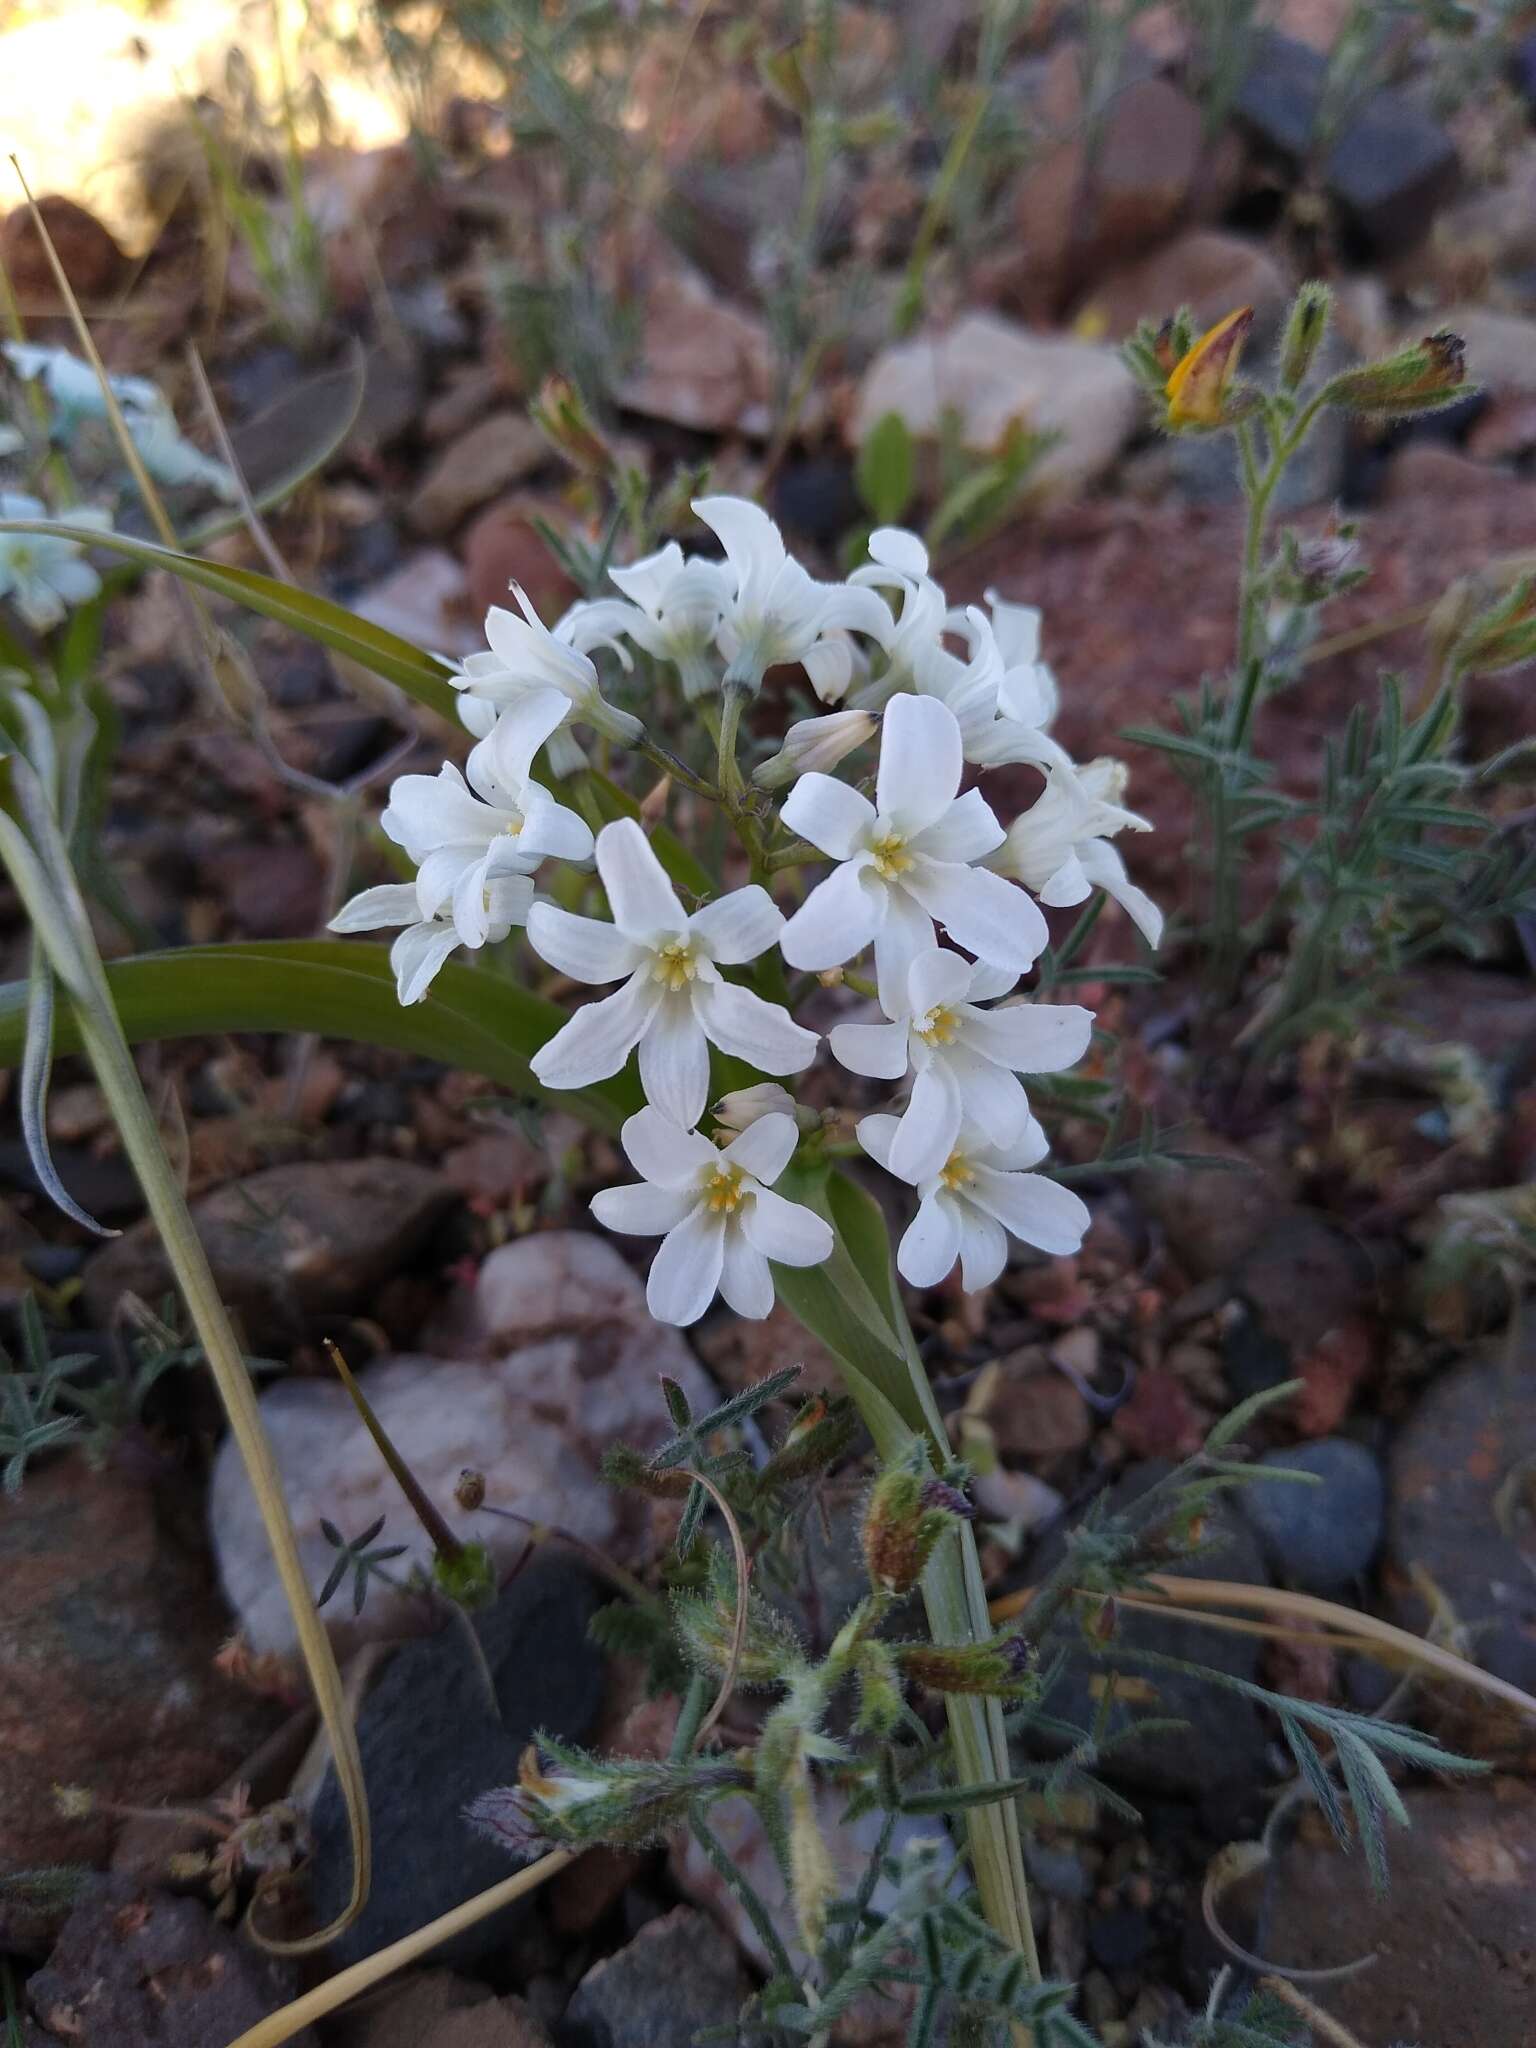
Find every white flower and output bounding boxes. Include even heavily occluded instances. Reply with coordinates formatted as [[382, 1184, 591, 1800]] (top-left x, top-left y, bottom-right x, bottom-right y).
[[859, 1113, 1090, 1291], [993, 758, 1163, 948], [778, 693, 1048, 1009], [753, 708, 876, 790], [693, 495, 892, 698], [127, 394, 238, 500], [713, 1081, 817, 1136], [380, 758, 592, 947], [0, 423, 24, 458], [2, 345, 235, 499], [451, 586, 644, 785], [591, 1107, 833, 1324], [329, 878, 535, 1004], [831, 945, 1093, 1182], [527, 817, 817, 1128], [591, 541, 732, 698], [0, 494, 110, 631]]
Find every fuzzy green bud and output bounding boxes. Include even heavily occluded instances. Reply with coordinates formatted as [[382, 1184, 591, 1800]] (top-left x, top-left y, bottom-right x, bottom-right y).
[[1446, 572, 1536, 679], [674, 1552, 805, 1688], [1324, 331, 1469, 415], [753, 1394, 860, 1495], [468, 1740, 745, 1858], [894, 1634, 1036, 1699], [852, 1640, 904, 1737], [1278, 281, 1333, 390], [433, 1540, 497, 1610], [861, 1454, 971, 1596]]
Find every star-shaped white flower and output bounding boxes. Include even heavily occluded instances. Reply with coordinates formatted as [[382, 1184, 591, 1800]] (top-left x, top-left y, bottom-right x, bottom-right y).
[[586, 541, 732, 699], [693, 495, 892, 698], [380, 758, 593, 947], [831, 945, 1093, 1182], [778, 692, 1048, 1009], [527, 818, 817, 1128], [859, 1113, 1090, 1291], [993, 758, 1163, 948], [0, 494, 110, 632], [329, 877, 535, 1005], [450, 585, 644, 785], [591, 1107, 833, 1325]]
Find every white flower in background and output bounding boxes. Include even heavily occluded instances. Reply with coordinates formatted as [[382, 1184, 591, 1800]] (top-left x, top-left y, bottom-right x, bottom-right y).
[[831, 945, 1094, 1182], [527, 817, 816, 1128], [585, 541, 732, 699], [858, 1113, 1091, 1290], [778, 692, 1048, 1009], [591, 1106, 833, 1324], [451, 585, 643, 784], [0, 493, 111, 631], [693, 495, 892, 699], [0, 422, 24, 458], [753, 707, 876, 790], [2, 344, 236, 499], [994, 758, 1163, 948], [948, 596, 1073, 773], [852, 528, 951, 691], [380, 759, 592, 946], [127, 393, 238, 501], [329, 877, 535, 1005]]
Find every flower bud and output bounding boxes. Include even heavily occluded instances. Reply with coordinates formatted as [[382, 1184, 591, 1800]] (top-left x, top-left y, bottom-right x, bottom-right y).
[[529, 374, 613, 474], [433, 1539, 497, 1609], [894, 1633, 1035, 1698], [713, 1081, 816, 1136], [455, 1468, 486, 1511], [1323, 331, 1469, 415], [861, 1454, 971, 1596], [754, 1393, 860, 1492], [1448, 573, 1536, 678], [1277, 281, 1333, 390], [753, 709, 876, 790], [1164, 306, 1255, 429], [468, 1741, 743, 1859]]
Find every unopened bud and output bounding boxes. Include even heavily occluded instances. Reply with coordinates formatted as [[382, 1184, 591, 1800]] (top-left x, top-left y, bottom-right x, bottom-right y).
[[753, 709, 877, 790], [895, 1634, 1034, 1698], [713, 1081, 816, 1136], [455, 1468, 486, 1511], [1324, 331, 1469, 415], [862, 1454, 968, 1596], [1444, 568, 1536, 679], [1164, 306, 1255, 430], [755, 1393, 860, 1492], [530, 374, 612, 473], [433, 1539, 497, 1610], [1278, 281, 1333, 390]]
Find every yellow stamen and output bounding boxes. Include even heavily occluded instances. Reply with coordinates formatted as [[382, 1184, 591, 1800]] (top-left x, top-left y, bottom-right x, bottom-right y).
[[869, 829, 912, 879], [703, 1164, 746, 1213], [939, 1150, 975, 1193], [914, 1004, 959, 1047], [651, 938, 699, 993]]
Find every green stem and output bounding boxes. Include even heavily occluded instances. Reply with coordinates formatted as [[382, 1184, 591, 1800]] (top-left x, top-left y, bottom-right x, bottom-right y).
[[691, 1804, 801, 1986]]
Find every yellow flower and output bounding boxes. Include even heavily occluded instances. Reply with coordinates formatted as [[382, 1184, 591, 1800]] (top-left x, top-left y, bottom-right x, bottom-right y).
[[1164, 305, 1255, 429]]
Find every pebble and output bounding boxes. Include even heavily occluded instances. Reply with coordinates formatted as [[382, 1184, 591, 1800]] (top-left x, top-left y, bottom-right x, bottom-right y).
[[558, 1906, 747, 2047], [1240, 1438, 1385, 1593]]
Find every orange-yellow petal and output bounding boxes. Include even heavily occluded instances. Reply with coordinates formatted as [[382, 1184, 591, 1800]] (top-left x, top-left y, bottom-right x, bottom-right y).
[[1165, 305, 1254, 427]]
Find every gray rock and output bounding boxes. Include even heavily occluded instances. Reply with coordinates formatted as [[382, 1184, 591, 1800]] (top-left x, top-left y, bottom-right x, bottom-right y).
[[23, 1873, 314, 2047], [557, 1906, 748, 2048], [308, 1559, 607, 1970], [1387, 1350, 1536, 1699], [1239, 1438, 1385, 1593]]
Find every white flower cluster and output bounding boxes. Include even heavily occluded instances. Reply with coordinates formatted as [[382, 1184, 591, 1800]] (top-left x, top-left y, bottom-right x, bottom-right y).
[[333, 497, 1162, 1325]]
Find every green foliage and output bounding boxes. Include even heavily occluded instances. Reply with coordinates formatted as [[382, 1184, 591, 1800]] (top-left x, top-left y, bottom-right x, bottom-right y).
[[0, 1296, 90, 1493], [855, 412, 916, 530], [316, 1515, 409, 1616]]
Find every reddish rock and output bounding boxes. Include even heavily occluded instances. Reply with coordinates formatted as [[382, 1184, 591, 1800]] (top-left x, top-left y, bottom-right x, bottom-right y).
[[616, 263, 778, 437], [0, 195, 127, 304], [1076, 229, 1291, 341], [1293, 1317, 1374, 1437], [988, 1358, 1092, 1461], [1088, 76, 1205, 264], [409, 412, 549, 537], [1111, 1365, 1206, 1460], [462, 495, 580, 622]]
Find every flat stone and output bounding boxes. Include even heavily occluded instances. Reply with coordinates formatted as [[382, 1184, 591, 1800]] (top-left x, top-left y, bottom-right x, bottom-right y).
[[557, 1906, 747, 2047], [616, 264, 778, 438], [409, 412, 549, 536], [1076, 229, 1291, 342], [462, 495, 580, 622], [1240, 1437, 1385, 1593], [352, 547, 482, 660], [851, 312, 1139, 498], [309, 1559, 606, 1971]]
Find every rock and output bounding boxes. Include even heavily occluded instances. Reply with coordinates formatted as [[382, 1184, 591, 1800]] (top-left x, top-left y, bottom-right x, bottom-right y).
[[1024, 1462, 1272, 1822], [22, 1872, 312, 2045], [1239, 1438, 1385, 1593], [1086, 76, 1204, 266], [851, 313, 1139, 498], [1264, 1781, 1536, 2045], [1228, 1209, 1377, 1357], [309, 1560, 605, 1971], [0, 195, 127, 305], [462, 496, 581, 623], [1387, 1350, 1536, 1702], [1110, 1366, 1207, 1461], [1377, 440, 1526, 507], [425, 364, 509, 445], [409, 412, 549, 536], [0, 1459, 278, 1930], [558, 1905, 747, 2047], [1235, 31, 1459, 257], [1006, 44, 1089, 320], [664, 147, 837, 301], [340, 1972, 552, 2048], [1087, 1902, 1152, 1972], [211, 1232, 714, 1655], [353, 547, 482, 660], [202, 835, 325, 938], [1076, 229, 1291, 343], [988, 1357, 1091, 1463], [82, 1158, 455, 1350], [693, 1300, 844, 1400], [615, 264, 778, 438]]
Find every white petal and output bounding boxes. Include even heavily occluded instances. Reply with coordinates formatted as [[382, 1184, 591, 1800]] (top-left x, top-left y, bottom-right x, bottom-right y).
[[693, 980, 817, 1076], [690, 884, 783, 964], [872, 885, 935, 1015], [969, 1167, 1091, 1257], [779, 859, 882, 972], [530, 973, 660, 1090], [855, 1112, 903, 1175], [519, 786, 596, 865], [829, 1018, 910, 1081], [329, 883, 422, 933], [909, 787, 1005, 866], [608, 541, 684, 611], [477, 688, 571, 787], [414, 847, 467, 921], [876, 693, 961, 836], [590, 1181, 697, 1236], [721, 1111, 799, 1184], [381, 762, 489, 861], [960, 1000, 1093, 1074], [719, 1229, 776, 1318], [867, 527, 930, 579], [944, 1046, 1031, 1149], [638, 999, 713, 1128], [646, 1206, 726, 1326], [904, 860, 1048, 975], [955, 1204, 1010, 1291], [965, 958, 1023, 1003], [1077, 837, 1165, 948], [595, 817, 688, 942], [622, 1106, 718, 1187], [741, 1186, 834, 1268], [390, 921, 461, 1004], [451, 849, 496, 948], [803, 636, 853, 704], [781, 773, 877, 860], [526, 904, 645, 983], [692, 495, 784, 594], [1040, 852, 1092, 908], [889, 1059, 963, 1185], [897, 1191, 963, 1287], [483, 873, 536, 937], [906, 946, 973, 1018], [983, 1116, 1051, 1171]]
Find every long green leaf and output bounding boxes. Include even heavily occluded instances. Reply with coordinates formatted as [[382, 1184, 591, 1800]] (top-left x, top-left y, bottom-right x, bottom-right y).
[[0, 522, 460, 720]]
